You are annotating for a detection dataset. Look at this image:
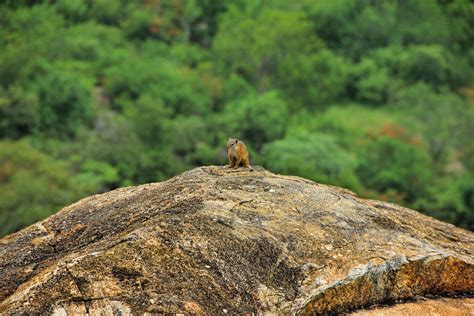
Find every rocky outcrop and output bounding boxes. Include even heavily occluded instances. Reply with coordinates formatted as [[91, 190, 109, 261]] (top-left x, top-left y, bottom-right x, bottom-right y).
[[351, 297, 474, 315], [0, 166, 473, 314]]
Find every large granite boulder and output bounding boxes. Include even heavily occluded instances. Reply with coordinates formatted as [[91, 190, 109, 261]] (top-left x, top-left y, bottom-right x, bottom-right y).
[[1, 166, 472, 314]]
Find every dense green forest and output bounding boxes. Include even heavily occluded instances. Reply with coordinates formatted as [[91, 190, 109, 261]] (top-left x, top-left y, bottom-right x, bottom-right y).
[[0, 0, 473, 237]]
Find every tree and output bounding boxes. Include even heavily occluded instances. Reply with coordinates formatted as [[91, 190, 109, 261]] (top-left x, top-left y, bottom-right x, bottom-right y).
[[33, 67, 95, 138], [357, 136, 432, 202], [222, 91, 288, 150], [262, 133, 361, 192], [415, 173, 474, 231], [392, 83, 471, 165], [0, 141, 90, 237], [306, 0, 450, 60], [104, 57, 213, 116], [0, 85, 39, 138], [213, 7, 321, 93]]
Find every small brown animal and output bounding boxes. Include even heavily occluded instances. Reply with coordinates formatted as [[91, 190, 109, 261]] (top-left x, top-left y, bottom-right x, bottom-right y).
[[226, 138, 253, 170]]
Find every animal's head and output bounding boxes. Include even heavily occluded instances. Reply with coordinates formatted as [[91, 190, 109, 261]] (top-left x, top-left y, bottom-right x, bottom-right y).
[[227, 138, 239, 149]]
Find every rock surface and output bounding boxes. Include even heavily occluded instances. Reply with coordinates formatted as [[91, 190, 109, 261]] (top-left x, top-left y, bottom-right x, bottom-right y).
[[0, 166, 473, 314], [351, 297, 474, 316]]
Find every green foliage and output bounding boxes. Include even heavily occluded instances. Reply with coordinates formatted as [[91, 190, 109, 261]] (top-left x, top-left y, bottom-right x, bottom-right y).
[[441, 0, 474, 51], [393, 0, 450, 46], [307, 0, 450, 59], [357, 136, 432, 202], [123, 95, 171, 145], [370, 45, 457, 87], [104, 57, 212, 115], [0, 5, 65, 85], [295, 105, 398, 149], [88, 0, 126, 26], [262, 133, 361, 191], [307, 0, 395, 59], [0, 141, 91, 236], [33, 67, 95, 138], [55, 0, 88, 23], [392, 84, 472, 164], [182, 1, 231, 46], [75, 113, 148, 185], [74, 159, 119, 192], [280, 49, 350, 108], [349, 58, 400, 104], [223, 91, 288, 150], [213, 6, 323, 102], [415, 174, 474, 231], [167, 115, 219, 167], [1, 0, 473, 236], [0, 85, 39, 138], [62, 22, 126, 65]]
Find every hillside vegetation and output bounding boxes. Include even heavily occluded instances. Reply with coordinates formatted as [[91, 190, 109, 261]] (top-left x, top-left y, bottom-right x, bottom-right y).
[[0, 0, 473, 236]]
